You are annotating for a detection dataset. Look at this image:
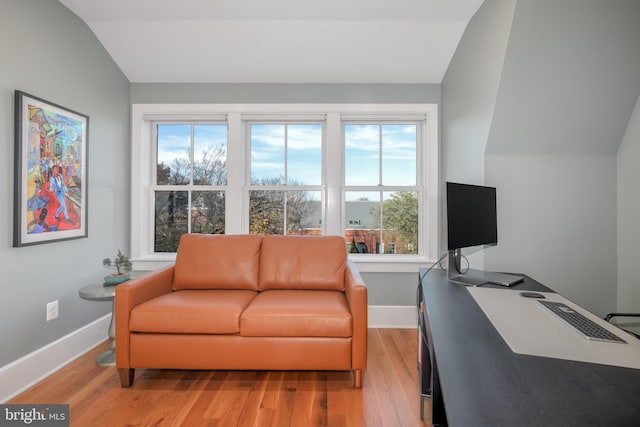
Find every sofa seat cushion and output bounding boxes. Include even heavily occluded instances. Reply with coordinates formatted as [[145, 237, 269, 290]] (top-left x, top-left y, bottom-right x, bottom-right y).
[[130, 290, 257, 334], [240, 290, 352, 338]]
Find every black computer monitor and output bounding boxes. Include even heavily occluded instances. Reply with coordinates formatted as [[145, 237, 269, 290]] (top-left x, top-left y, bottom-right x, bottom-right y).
[[445, 182, 522, 287], [446, 182, 497, 251]]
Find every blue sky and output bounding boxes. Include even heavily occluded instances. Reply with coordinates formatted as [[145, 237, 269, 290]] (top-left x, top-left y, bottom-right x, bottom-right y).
[[344, 124, 417, 187], [157, 124, 227, 169], [250, 124, 322, 185]]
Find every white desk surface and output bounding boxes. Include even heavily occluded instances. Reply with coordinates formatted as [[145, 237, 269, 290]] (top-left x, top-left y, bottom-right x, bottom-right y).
[[467, 287, 640, 369]]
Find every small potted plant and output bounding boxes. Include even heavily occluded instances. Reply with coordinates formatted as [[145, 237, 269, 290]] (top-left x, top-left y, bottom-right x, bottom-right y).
[[102, 249, 132, 285]]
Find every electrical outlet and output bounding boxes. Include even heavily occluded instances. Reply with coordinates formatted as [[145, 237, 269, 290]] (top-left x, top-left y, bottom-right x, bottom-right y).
[[46, 300, 59, 321]]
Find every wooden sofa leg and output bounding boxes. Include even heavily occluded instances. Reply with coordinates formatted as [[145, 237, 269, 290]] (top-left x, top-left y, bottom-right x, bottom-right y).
[[118, 368, 135, 387], [353, 370, 363, 388]]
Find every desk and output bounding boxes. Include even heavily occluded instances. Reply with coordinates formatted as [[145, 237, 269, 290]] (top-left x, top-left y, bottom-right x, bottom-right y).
[[419, 268, 640, 427], [79, 283, 116, 366]]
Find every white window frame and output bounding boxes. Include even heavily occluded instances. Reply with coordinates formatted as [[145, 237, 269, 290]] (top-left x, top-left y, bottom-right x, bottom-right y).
[[131, 104, 439, 273]]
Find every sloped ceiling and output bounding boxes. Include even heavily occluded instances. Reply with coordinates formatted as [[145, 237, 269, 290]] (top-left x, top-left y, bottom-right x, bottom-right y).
[[58, 0, 484, 84], [486, 0, 640, 155]]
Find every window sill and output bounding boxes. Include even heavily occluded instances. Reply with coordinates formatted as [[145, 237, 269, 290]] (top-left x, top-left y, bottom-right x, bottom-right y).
[[348, 255, 434, 273], [132, 254, 435, 274]]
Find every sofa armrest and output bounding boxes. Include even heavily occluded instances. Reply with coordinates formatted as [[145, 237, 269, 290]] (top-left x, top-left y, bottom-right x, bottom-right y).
[[115, 265, 174, 369], [344, 260, 368, 376]]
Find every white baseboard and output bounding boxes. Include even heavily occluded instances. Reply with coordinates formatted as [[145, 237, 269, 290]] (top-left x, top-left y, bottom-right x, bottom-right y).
[[0, 305, 416, 402], [0, 314, 110, 403], [369, 305, 418, 328]]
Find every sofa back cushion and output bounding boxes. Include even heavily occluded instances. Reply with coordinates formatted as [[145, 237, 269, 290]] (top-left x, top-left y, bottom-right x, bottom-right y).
[[259, 235, 346, 291], [173, 234, 262, 290]]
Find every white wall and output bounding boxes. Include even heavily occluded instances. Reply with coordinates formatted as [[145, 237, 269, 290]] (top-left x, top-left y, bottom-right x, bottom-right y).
[[617, 94, 640, 311]]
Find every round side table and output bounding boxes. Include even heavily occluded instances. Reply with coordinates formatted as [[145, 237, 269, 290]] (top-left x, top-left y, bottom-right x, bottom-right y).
[[79, 283, 117, 366]]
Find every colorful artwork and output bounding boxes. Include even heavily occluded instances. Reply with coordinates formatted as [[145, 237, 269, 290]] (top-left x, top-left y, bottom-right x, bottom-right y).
[[14, 91, 88, 246]]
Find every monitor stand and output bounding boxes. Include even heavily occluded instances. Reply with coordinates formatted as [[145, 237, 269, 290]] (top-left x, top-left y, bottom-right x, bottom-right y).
[[447, 249, 524, 287]]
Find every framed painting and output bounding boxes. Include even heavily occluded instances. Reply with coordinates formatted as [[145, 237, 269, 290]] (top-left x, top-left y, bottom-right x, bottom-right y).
[[13, 91, 89, 247]]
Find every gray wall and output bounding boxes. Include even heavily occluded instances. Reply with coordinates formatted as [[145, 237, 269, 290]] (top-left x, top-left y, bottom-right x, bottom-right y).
[[0, 0, 130, 366], [443, 0, 640, 316], [617, 94, 640, 312], [131, 83, 440, 104], [486, 0, 640, 157], [441, 0, 516, 185], [485, 154, 617, 313], [441, 0, 516, 267]]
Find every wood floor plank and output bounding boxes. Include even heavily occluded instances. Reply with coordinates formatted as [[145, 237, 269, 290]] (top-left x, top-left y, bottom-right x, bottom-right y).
[[9, 329, 430, 426]]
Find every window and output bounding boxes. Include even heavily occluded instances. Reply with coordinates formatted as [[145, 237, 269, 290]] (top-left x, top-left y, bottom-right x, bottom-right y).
[[248, 123, 323, 235], [153, 123, 227, 252], [344, 123, 419, 255], [131, 104, 438, 272]]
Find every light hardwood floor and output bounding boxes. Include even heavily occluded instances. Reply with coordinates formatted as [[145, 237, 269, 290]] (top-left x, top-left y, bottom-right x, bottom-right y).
[[9, 328, 430, 426]]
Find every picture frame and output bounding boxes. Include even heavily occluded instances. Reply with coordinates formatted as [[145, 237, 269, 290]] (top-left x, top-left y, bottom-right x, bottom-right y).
[[13, 90, 89, 247]]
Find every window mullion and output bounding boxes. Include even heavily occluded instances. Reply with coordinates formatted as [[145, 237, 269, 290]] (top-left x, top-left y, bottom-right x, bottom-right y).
[[187, 190, 192, 234], [283, 191, 288, 235], [190, 125, 195, 185], [379, 190, 384, 254], [324, 113, 342, 235], [284, 124, 288, 185], [226, 112, 243, 233], [378, 125, 383, 186]]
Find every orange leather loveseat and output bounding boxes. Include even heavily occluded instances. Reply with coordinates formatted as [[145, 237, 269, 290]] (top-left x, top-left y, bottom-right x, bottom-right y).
[[115, 234, 368, 388]]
